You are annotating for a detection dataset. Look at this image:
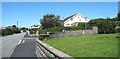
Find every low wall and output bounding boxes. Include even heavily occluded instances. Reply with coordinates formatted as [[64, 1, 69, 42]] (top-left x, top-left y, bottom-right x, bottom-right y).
[[50, 27, 98, 38], [36, 38, 74, 59]]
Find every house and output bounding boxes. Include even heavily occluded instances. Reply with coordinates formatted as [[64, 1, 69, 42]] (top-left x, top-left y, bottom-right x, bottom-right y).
[[64, 13, 88, 27], [31, 25, 41, 29], [0, 27, 6, 29]]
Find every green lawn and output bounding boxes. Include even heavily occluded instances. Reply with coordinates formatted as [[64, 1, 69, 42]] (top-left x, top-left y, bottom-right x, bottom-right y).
[[44, 34, 118, 57]]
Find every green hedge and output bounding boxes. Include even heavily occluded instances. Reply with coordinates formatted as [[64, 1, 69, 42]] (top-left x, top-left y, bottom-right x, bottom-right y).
[[2, 28, 14, 36], [39, 27, 64, 34], [39, 29, 47, 34], [2, 27, 21, 36], [64, 26, 81, 30], [39, 25, 93, 34], [39, 26, 85, 34]]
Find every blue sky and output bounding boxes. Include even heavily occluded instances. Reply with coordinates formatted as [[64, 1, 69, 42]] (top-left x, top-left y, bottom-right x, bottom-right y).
[[2, 2, 118, 28]]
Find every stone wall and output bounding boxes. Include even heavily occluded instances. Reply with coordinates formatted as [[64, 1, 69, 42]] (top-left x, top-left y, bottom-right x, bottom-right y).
[[49, 27, 98, 38]]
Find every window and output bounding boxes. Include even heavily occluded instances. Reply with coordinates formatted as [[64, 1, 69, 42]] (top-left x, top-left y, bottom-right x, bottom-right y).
[[79, 19, 81, 21], [70, 18, 73, 21], [66, 24, 70, 25]]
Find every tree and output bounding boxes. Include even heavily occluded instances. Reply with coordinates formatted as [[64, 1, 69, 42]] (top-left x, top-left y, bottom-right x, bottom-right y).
[[88, 18, 117, 34], [117, 11, 120, 21], [12, 25, 17, 28], [40, 14, 62, 29]]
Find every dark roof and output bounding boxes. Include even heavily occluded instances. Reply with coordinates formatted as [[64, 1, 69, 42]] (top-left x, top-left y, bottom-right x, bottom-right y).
[[64, 14, 76, 21]]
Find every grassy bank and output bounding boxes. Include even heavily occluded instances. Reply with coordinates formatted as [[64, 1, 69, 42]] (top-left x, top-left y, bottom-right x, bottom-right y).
[[44, 34, 118, 57]]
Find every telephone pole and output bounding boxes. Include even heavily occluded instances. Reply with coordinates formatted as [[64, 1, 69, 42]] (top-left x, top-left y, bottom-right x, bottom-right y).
[[17, 21, 18, 28], [85, 17, 87, 30]]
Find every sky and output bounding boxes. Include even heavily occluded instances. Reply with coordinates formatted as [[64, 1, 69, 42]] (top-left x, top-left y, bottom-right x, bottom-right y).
[[2, 2, 118, 28]]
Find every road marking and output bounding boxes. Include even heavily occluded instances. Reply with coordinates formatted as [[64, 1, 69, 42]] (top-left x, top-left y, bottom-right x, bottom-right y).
[[22, 40, 25, 43], [17, 39, 22, 45]]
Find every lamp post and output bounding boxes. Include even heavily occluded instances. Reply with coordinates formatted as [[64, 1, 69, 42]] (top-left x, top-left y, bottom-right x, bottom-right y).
[[17, 21, 18, 28], [85, 17, 87, 30], [83, 17, 87, 35]]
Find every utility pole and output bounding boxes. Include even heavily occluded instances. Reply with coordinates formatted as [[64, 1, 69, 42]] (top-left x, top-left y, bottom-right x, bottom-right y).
[[85, 17, 87, 30], [17, 21, 18, 28]]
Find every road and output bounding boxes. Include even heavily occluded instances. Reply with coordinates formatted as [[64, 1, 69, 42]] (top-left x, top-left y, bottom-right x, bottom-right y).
[[1, 33, 26, 58], [10, 34, 38, 58]]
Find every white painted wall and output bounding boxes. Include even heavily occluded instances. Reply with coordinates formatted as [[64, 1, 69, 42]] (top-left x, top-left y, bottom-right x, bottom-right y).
[[64, 13, 88, 27]]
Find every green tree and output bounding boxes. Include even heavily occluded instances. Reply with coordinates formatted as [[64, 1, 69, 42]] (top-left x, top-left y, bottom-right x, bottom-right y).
[[12, 25, 17, 28], [117, 11, 120, 21], [40, 14, 62, 29]]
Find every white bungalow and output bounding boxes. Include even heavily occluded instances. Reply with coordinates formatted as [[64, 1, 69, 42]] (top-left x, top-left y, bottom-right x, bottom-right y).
[[64, 13, 88, 27], [31, 25, 41, 29]]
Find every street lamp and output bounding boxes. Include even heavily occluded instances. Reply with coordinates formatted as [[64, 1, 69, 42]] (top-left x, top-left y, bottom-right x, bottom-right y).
[[85, 17, 87, 30]]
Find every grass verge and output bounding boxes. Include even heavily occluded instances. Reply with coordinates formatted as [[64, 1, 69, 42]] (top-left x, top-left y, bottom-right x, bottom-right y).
[[44, 34, 118, 57]]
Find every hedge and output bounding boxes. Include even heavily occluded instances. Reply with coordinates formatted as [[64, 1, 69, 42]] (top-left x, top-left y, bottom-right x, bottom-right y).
[[2, 27, 21, 36], [2, 28, 14, 36], [39, 26, 89, 34]]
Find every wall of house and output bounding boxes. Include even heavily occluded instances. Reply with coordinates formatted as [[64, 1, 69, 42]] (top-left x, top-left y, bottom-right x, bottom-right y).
[[64, 14, 88, 27]]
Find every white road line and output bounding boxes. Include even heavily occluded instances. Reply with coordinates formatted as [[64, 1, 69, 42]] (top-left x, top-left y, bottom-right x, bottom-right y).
[[17, 39, 22, 45], [22, 40, 25, 43]]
